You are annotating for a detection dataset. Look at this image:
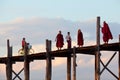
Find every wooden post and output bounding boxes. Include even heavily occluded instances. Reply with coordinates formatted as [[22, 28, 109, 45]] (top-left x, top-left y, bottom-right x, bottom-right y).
[[24, 45, 30, 80], [95, 16, 100, 80], [46, 39, 52, 80], [73, 46, 76, 80], [118, 35, 120, 80], [67, 51, 71, 80], [6, 39, 12, 80]]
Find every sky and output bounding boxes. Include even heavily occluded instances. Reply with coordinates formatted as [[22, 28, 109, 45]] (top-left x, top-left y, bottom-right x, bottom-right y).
[[0, 0, 120, 80]]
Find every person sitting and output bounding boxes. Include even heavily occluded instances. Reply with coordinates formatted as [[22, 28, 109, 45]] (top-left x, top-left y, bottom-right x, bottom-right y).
[[22, 37, 27, 50], [27, 43, 32, 50]]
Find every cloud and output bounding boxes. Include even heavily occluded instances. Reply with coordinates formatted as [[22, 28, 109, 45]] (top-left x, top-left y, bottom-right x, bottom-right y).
[[0, 64, 6, 74], [77, 56, 94, 67], [0, 17, 119, 46], [10, 17, 25, 24], [0, 26, 15, 35], [53, 58, 66, 67], [30, 61, 46, 71]]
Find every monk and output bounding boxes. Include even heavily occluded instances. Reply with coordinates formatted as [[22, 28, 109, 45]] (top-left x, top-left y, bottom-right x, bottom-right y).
[[66, 32, 72, 49], [77, 29, 84, 47], [56, 31, 64, 50], [102, 21, 113, 44]]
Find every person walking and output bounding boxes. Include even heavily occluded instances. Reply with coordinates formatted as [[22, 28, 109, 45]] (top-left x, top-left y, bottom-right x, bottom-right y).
[[77, 29, 84, 47], [66, 32, 72, 49], [101, 21, 113, 44], [55, 31, 64, 50]]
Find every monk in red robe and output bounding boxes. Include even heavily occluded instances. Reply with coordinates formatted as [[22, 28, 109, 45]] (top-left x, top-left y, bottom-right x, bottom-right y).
[[101, 21, 113, 44], [56, 31, 64, 50], [77, 29, 84, 47]]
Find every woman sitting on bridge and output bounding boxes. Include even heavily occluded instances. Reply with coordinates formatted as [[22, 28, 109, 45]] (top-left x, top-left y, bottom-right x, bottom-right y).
[[22, 37, 27, 50], [22, 38, 31, 51]]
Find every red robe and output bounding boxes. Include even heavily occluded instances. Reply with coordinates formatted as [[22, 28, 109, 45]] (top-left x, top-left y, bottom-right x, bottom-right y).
[[102, 22, 113, 43], [22, 40, 26, 48], [56, 33, 64, 48], [77, 31, 84, 46]]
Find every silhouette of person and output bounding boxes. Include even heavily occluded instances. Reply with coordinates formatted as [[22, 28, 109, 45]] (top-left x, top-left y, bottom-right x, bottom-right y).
[[22, 37, 27, 49], [77, 29, 84, 47], [66, 32, 71, 49], [55, 31, 64, 50], [101, 21, 113, 44]]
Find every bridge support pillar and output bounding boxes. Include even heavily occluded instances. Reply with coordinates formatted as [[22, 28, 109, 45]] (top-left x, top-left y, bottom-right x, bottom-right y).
[[72, 47, 76, 80], [24, 44, 30, 80], [6, 39, 13, 80], [67, 53, 71, 80], [46, 39, 52, 80], [95, 16, 100, 80]]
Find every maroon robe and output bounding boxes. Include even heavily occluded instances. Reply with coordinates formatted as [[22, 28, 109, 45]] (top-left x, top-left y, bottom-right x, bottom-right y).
[[56, 33, 64, 48], [77, 31, 84, 46], [22, 40, 26, 48], [66, 35, 71, 48], [67, 40, 71, 48], [102, 21, 113, 43]]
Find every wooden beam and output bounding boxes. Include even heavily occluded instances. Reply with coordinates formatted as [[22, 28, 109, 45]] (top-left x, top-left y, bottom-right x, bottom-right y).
[[24, 45, 30, 80], [100, 52, 118, 80], [72, 47, 76, 80], [6, 39, 12, 80], [100, 58, 118, 79], [100, 52, 117, 75], [67, 55, 71, 80], [12, 68, 24, 80], [95, 16, 100, 80], [46, 39, 52, 80], [67, 46, 72, 80]]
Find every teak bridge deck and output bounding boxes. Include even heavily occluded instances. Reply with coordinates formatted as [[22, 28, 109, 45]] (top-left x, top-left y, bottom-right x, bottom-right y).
[[0, 42, 119, 63]]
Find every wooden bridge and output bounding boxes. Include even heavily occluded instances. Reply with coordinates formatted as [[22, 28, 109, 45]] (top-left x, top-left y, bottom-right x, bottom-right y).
[[0, 42, 119, 63], [0, 17, 120, 80]]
